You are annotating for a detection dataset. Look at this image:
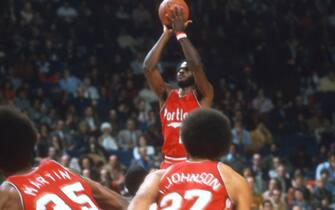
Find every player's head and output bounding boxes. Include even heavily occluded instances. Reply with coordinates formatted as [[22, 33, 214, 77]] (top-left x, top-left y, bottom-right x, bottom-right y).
[[125, 165, 148, 196], [176, 61, 194, 88], [0, 106, 37, 175], [181, 108, 231, 160]]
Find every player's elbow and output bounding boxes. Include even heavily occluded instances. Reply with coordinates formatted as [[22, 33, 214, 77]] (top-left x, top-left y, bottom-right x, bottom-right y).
[[202, 84, 214, 102], [142, 61, 153, 74]]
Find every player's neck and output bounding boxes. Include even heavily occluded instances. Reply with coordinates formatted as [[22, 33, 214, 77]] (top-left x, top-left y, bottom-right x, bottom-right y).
[[188, 157, 208, 162], [179, 86, 193, 96], [4, 166, 32, 178]]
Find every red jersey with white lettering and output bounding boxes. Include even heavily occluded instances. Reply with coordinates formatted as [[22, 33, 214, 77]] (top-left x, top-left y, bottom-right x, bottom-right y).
[[5, 160, 100, 210], [157, 160, 232, 210], [160, 89, 200, 162]]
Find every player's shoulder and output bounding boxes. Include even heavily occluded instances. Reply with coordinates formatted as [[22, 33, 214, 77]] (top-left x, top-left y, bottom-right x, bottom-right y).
[[218, 162, 246, 184], [149, 169, 166, 180], [0, 184, 22, 210]]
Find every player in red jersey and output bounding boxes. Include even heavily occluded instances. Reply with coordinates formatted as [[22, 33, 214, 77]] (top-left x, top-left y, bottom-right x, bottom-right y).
[[143, 8, 214, 169], [0, 106, 128, 210], [129, 108, 252, 210]]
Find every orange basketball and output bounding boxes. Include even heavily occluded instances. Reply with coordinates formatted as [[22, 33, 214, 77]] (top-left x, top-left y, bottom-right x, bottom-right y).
[[159, 0, 189, 26]]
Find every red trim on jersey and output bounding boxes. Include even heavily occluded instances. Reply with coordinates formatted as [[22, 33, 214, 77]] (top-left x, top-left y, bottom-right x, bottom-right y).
[[159, 90, 174, 113]]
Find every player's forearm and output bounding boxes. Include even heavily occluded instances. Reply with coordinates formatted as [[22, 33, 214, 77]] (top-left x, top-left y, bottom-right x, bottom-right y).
[[178, 38, 203, 71], [128, 195, 152, 210], [95, 190, 129, 210], [143, 33, 171, 73], [178, 37, 213, 102], [84, 178, 128, 210]]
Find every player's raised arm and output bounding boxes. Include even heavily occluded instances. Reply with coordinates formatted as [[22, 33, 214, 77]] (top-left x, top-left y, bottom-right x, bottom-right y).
[[170, 7, 214, 107], [84, 178, 129, 210], [128, 170, 164, 210], [143, 26, 173, 104]]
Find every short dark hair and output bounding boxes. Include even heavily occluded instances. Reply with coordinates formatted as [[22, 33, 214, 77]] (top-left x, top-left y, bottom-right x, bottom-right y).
[[181, 108, 232, 160], [177, 60, 187, 71], [125, 165, 148, 196], [0, 106, 37, 174]]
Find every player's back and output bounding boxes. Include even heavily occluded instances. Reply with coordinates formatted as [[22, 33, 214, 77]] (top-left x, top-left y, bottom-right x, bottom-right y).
[[157, 160, 232, 210], [4, 160, 100, 210]]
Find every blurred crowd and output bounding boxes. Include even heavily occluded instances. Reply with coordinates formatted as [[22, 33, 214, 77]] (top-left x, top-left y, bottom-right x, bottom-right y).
[[1, 0, 335, 209]]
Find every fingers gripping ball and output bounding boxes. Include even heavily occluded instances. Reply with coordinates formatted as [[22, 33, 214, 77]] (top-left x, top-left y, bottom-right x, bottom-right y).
[[159, 0, 189, 26]]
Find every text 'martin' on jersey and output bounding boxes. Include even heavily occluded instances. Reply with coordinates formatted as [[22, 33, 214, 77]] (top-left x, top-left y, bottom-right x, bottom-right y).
[[160, 89, 200, 161], [4, 160, 100, 210]]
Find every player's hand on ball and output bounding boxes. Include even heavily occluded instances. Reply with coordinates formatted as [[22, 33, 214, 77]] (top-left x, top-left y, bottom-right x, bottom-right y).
[[163, 24, 173, 36], [169, 7, 192, 33]]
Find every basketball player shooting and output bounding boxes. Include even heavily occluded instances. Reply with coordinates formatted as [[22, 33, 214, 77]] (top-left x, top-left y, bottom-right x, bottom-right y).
[[128, 109, 252, 210], [143, 7, 214, 169], [0, 106, 128, 210]]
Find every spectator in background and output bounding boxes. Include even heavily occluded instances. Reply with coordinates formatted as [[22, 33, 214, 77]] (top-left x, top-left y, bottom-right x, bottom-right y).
[[221, 143, 245, 173], [275, 164, 291, 194], [1, 81, 16, 102], [319, 71, 335, 92], [99, 122, 118, 151], [138, 82, 158, 106], [47, 146, 59, 161], [261, 200, 274, 210], [130, 52, 145, 75], [130, 147, 155, 171], [243, 167, 264, 195], [117, 28, 136, 51], [67, 121, 89, 157], [82, 106, 98, 134], [270, 189, 287, 210], [99, 168, 113, 189], [289, 174, 310, 201], [316, 153, 335, 181], [86, 136, 106, 164], [59, 154, 81, 174], [80, 156, 99, 180], [132, 135, 155, 160], [289, 188, 311, 210], [103, 155, 125, 192], [231, 120, 251, 151], [50, 120, 69, 145], [131, 3, 151, 27], [50, 135, 63, 154], [263, 178, 281, 201], [80, 77, 100, 100], [246, 176, 263, 210], [57, 1, 78, 23], [14, 88, 31, 112], [118, 119, 141, 150], [248, 120, 273, 153], [135, 99, 150, 131], [20, 2, 34, 24], [312, 178, 332, 208], [59, 69, 82, 95], [252, 89, 274, 114], [251, 153, 266, 184]]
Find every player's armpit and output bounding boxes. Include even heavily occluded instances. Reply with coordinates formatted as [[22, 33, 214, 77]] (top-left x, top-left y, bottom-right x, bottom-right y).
[[128, 170, 165, 210], [144, 69, 170, 103], [84, 178, 128, 210]]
